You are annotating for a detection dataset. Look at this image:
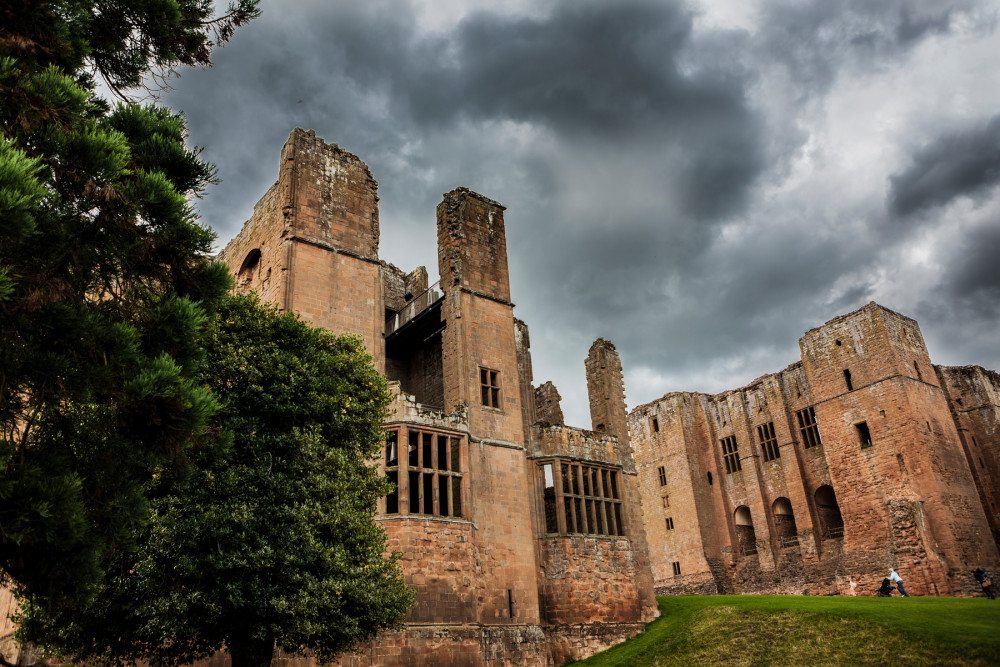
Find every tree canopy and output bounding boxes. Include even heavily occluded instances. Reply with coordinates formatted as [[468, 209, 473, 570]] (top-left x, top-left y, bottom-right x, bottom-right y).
[[0, 0, 258, 607], [20, 294, 414, 667]]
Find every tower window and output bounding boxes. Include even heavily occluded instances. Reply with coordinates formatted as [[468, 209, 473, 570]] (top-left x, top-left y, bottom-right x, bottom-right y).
[[856, 421, 872, 449], [651, 416, 660, 432], [665, 517, 674, 530], [757, 421, 779, 462], [383, 428, 464, 517], [796, 406, 822, 449], [721, 436, 742, 474], [672, 561, 681, 576], [843, 369, 853, 391], [480, 367, 502, 409], [658, 466, 667, 486]]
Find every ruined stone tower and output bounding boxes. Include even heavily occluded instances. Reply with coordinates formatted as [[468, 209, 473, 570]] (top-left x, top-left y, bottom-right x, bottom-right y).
[[217, 129, 658, 666], [630, 302, 1000, 597]]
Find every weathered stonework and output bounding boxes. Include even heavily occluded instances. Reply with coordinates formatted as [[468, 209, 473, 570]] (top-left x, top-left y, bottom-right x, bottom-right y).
[[213, 130, 658, 666], [631, 302, 1000, 598]]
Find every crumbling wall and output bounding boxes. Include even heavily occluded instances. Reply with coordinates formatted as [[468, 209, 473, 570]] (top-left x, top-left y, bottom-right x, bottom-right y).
[[535, 382, 564, 426]]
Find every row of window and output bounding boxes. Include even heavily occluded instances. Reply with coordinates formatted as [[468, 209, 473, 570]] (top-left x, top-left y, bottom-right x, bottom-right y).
[[383, 428, 628, 538], [717, 408, 824, 475]]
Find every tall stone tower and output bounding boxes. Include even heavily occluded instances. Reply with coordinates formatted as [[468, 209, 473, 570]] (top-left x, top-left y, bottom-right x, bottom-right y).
[[218, 128, 385, 370]]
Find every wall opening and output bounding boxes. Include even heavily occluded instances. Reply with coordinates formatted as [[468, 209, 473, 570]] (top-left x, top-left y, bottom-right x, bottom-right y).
[[913, 360, 923, 381], [815, 485, 844, 539], [237, 248, 261, 294], [856, 421, 872, 448], [772, 497, 798, 547], [651, 416, 659, 432], [734, 505, 757, 555], [843, 369, 853, 391]]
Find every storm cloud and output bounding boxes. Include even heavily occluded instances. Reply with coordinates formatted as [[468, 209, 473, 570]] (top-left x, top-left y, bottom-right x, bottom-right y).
[[156, 0, 1000, 425]]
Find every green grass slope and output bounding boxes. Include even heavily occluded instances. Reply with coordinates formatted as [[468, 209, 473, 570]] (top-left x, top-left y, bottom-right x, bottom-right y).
[[570, 596, 1000, 666]]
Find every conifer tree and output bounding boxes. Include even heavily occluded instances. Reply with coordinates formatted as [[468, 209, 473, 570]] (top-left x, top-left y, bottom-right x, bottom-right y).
[[0, 0, 259, 608]]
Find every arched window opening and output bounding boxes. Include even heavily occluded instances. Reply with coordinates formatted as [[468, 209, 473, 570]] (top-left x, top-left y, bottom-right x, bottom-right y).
[[734, 505, 757, 556], [772, 497, 799, 547], [237, 249, 261, 294], [815, 485, 844, 539]]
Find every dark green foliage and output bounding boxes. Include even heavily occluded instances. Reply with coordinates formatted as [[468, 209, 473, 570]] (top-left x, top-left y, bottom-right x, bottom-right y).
[[0, 0, 258, 609], [21, 294, 414, 667]]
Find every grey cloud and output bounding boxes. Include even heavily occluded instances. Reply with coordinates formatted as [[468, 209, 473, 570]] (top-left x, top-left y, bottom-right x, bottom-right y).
[[889, 114, 1000, 217]]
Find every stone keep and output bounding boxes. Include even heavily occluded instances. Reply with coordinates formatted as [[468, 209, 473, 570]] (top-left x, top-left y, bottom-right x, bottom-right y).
[[218, 129, 658, 667], [630, 303, 1000, 597]]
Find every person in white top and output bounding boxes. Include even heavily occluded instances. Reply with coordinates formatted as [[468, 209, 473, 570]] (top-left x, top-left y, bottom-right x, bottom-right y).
[[889, 569, 910, 597]]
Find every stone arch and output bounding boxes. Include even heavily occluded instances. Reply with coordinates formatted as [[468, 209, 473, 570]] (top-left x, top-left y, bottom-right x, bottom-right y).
[[814, 484, 844, 539], [772, 497, 798, 545], [237, 249, 261, 294], [734, 505, 757, 554]]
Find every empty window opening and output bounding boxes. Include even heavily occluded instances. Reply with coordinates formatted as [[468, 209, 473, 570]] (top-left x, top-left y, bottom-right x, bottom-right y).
[[672, 561, 681, 576], [815, 485, 844, 539], [796, 407, 822, 448], [236, 248, 261, 294], [856, 421, 872, 448], [913, 360, 922, 381], [663, 495, 670, 509], [734, 506, 757, 555], [758, 422, 780, 462], [707, 471, 713, 485], [665, 517, 674, 530], [657, 466, 667, 486], [721, 436, 742, 474], [543, 461, 624, 536], [508, 589, 514, 619], [384, 428, 463, 518], [843, 369, 853, 391], [773, 497, 799, 547], [480, 368, 501, 408], [651, 416, 659, 432], [835, 339, 842, 346]]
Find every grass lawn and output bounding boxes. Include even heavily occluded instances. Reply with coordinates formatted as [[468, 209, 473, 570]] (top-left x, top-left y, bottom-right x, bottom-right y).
[[569, 595, 1000, 666]]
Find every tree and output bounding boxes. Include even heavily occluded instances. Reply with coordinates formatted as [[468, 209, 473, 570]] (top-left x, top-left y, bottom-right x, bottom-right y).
[[1, 0, 259, 608], [21, 293, 414, 667]]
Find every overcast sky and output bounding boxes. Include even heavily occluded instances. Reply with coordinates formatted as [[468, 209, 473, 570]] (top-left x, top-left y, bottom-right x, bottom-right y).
[[158, 0, 1000, 427]]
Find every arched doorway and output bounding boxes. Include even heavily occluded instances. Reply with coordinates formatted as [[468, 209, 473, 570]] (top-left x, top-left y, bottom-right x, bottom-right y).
[[772, 497, 799, 547], [734, 505, 757, 555], [814, 485, 844, 539]]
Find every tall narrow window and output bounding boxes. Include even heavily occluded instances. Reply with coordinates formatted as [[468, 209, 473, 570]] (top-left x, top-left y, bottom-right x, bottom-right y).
[[541, 460, 623, 536], [480, 367, 501, 408], [721, 436, 742, 474], [384, 428, 464, 517], [843, 369, 853, 391], [657, 466, 667, 486], [672, 561, 681, 576], [856, 421, 872, 448], [757, 422, 779, 462], [796, 407, 822, 448], [662, 495, 670, 508], [665, 517, 674, 530], [913, 360, 923, 381], [651, 416, 660, 432]]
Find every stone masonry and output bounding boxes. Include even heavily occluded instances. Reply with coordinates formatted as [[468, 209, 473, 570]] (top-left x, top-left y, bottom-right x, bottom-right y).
[[216, 129, 658, 666], [630, 302, 1000, 598]]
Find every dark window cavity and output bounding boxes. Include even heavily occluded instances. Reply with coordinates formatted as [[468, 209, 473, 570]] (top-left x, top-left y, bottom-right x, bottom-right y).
[[721, 436, 742, 474], [757, 421, 779, 462], [384, 427, 463, 517], [796, 407, 822, 448], [856, 421, 872, 448]]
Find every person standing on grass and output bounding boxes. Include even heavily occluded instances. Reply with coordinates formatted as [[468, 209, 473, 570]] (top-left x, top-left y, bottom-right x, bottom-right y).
[[973, 568, 995, 599], [889, 569, 910, 597]]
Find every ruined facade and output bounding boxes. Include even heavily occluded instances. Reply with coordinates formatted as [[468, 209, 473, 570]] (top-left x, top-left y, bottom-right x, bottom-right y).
[[217, 129, 657, 666], [630, 303, 1000, 598]]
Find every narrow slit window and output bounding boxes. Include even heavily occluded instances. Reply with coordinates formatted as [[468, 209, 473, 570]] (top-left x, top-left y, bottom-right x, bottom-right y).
[[651, 416, 660, 432], [672, 561, 681, 576], [658, 466, 667, 486], [665, 517, 674, 530], [857, 421, 872, 448], [843, 369, 853, 391]]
